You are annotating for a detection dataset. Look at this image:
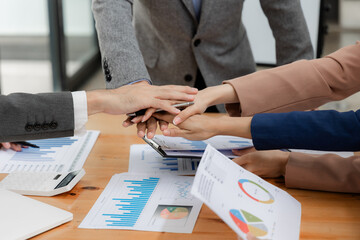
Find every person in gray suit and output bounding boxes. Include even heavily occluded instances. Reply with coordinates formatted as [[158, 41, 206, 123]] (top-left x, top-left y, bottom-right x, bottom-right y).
[[0, 84, 197, 150], [92, 0, 314, 94]]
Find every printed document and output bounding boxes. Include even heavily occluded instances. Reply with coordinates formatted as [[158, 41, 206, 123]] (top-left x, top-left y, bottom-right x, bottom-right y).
[[191, 145, 301, 240]]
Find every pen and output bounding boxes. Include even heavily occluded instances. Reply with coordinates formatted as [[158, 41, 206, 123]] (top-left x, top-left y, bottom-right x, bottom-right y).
[[127, 102, 194, 117], [14, 141, 40, 148]]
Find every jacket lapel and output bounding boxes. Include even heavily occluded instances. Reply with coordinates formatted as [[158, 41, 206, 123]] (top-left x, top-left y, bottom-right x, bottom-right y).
[[181, 0, 198, 24], [198, 0, 214, 30]]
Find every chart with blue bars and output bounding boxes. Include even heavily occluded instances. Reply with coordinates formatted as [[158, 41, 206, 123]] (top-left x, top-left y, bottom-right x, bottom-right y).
[[10, 137, 78, 162], [103, 177, 160, 227], [160, 157, 200, 172], [129, 145, 201, 175], [154, 135, 253, 151]]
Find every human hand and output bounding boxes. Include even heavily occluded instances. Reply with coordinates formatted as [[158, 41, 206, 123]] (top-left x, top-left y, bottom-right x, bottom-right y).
[[153, 113, 222, 140], [232, 149, 290, 178], [173, 84, 239, 125], [237, 233, 260, 240], [0, 142, 24, 152], [86, 84, 198, 122], [135, 116, 169, 139]]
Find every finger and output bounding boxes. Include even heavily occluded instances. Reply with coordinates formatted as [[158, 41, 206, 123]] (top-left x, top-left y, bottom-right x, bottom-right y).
[[155, 89, 196, 102], [153, 113, 175, 123], [146, 117, 158, 139], [152, 99, 181, 115], [163, 127, 189, 138], [142, 108, 157, 122], [2, 142, 11, 149], [232, 156, 249, 166], [136, 122, 147, 138], [246, 233, 259, 240], [10, 143, 22, 152], [172, 106, 200, 125], [159, 120, 169, 131], [123, 117, 134, 127], [159, 85, 198, 95], [131, 116, 143, 124], [232, 147, 256, 156]]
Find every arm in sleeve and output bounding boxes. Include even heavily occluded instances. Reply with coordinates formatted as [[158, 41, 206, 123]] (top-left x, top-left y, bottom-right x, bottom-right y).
[[0, 92, 74, 142], [224, 43, 360, 116], [92, 0, 151, 88], [251, 110, 360, 151], [285, 152, 360, 193], [259, 0, 314, 65]]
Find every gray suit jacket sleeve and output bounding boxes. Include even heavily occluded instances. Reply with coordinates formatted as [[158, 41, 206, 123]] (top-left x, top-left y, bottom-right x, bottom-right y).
[[260, 0, 314, 65], [0, 92, 74, 142], [92, 0, 151, 88]]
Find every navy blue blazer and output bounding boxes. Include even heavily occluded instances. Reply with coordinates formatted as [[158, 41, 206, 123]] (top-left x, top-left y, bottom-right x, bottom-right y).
[[251, 110, 360, 151]]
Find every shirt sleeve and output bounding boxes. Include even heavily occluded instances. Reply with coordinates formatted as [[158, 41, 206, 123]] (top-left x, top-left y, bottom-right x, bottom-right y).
[[71, 91, 88, 136]]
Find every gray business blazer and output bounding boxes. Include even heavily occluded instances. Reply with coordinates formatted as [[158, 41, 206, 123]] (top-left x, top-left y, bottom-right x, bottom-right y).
[[0, 92, 74, 142], [92, 0, 314, 88]]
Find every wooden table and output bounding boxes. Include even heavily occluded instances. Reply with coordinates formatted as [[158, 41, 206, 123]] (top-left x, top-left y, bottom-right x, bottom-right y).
[[2, 114, 360, 239]]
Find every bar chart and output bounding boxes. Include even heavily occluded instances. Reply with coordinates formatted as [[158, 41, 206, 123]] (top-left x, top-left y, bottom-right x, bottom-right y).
[[103, 177, 160, 227], [0, 131, 99, 173], [10, 138, 78, 161]]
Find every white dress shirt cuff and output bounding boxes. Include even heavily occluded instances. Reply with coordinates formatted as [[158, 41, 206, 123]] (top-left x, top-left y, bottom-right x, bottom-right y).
[[71, 91, 88, 136]]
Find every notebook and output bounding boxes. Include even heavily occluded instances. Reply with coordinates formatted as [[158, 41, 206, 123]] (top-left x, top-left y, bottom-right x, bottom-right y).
[[0, 188, 73, 240]]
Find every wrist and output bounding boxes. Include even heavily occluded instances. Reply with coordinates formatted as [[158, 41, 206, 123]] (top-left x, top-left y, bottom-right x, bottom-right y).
[[280, 152, 290, 176], [86, 90, 105, 115], [217, 116, 252, 138], [205, 84, 239, 106]]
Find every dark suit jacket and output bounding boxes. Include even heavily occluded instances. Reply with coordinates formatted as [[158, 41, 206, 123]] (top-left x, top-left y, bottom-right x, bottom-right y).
[[224, 42, 360, 193], [0, 92, 74, 142], [92, 0, 313, 88]]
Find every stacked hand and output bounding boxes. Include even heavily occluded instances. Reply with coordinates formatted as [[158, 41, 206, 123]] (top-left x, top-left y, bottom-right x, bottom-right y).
[[0, 142, 23, 152]]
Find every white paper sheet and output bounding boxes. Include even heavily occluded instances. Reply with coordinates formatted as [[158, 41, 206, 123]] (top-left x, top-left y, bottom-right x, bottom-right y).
[[129, 145, 200, 175], [79, 173, 202, 233], [191, 145, 301, 240], [0, 131, 99, 173]]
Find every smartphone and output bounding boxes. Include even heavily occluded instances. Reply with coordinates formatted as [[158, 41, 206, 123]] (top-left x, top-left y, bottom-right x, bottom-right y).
[[127, 102, 194, 117]]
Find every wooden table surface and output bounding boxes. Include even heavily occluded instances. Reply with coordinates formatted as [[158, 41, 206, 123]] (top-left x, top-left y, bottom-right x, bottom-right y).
[[2, 113, 360, 240]]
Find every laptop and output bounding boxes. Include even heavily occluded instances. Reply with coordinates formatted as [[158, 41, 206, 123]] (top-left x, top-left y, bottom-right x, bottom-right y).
[[0, 188, 73, 240]]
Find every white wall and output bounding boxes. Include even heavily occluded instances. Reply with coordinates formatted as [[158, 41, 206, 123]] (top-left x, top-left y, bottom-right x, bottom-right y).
[[0, 0, 94, 36], [0, 0, 48, 35]]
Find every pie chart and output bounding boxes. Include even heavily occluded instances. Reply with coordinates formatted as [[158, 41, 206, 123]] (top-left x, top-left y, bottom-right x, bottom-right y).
[[160, 207, 189, 220], [229, 209, 268, 237], [238, 179, 274, 204]]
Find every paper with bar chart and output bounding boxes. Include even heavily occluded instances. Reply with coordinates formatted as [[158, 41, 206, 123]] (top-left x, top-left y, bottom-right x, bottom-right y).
[[0, 131, 99, 173], [151, 135, 253, 158], [191, 145, 301, 240], [79, 173, 202, 233], [129, 145, 200, 175]]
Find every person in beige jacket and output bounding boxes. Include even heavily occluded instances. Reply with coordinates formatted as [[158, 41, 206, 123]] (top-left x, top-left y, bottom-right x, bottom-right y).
[[146, 42, 360, 193]]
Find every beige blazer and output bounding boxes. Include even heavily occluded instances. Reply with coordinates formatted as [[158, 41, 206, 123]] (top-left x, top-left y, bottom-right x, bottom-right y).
[[224, 42, 360, 193]]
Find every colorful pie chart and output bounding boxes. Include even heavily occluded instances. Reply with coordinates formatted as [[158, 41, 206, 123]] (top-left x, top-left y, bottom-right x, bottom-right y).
[[238, 179, 274, 204], [160, 207, 189, 219], [229, 209, 268, 237]]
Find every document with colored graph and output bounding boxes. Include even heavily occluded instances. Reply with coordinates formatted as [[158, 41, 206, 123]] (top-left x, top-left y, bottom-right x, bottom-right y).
[[191, 145, 301, 240], [79, 173, 202, 233]]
